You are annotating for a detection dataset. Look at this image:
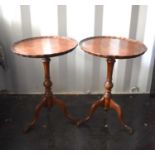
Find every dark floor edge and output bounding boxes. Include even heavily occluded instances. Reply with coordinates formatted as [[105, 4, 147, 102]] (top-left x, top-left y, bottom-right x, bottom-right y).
[[0, 93, 151, 96]]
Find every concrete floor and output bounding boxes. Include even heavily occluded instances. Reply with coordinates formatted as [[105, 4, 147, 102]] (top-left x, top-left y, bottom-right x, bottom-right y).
[[0, 94, 155, 150]]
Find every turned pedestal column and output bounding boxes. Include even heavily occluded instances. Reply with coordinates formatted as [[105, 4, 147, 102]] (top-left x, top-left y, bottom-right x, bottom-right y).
[[24, 57, 77, 132]]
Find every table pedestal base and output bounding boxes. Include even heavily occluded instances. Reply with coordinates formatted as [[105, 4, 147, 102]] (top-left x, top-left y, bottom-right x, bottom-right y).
[[24, 95, 77, 133], [24, 58, 77, 133], [77, 97, 133, 134], [77, 57, 133, 134]]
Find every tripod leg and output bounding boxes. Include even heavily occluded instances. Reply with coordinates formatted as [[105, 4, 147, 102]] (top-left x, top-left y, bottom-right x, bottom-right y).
[[53, 97, 78, 123], [24, 97, 47, 133], [110, 99, 133, 134], [77, 99, 103, 126]]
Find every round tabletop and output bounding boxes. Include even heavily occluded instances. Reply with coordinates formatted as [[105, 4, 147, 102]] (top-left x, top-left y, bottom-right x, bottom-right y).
[[12, 36, 78, 58], [79, 36, 147, 59]]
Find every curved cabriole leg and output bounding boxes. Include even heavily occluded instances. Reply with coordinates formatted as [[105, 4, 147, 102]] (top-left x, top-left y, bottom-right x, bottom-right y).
[[76, 99, 103, 126], [24, 97, 47, 133], [53, 97, 78, 123], [110, 99, 133, 134]]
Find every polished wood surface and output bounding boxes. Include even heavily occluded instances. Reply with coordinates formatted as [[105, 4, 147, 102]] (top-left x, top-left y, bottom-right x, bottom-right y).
[[78, 36, 147, 134], [11, 36, 78, 132], [12, 36, 78, 58], [80, 36, 147, 59]]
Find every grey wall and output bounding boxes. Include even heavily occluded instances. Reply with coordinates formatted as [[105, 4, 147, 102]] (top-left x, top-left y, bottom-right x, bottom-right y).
[[0, 5, 154, 94]]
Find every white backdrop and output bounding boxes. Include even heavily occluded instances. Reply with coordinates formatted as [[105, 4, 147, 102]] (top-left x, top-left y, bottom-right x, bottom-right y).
[[0, 5, 154, 94]]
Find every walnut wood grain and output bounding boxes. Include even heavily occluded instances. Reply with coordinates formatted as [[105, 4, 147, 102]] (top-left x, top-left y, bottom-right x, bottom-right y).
[[12, 36, 78, 58], [79, 36, 147, 59]]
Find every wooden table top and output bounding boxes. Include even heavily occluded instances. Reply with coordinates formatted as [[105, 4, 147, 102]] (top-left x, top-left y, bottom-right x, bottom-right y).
[[12, 36, 78, 58], [79, 36, 147, 59]]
